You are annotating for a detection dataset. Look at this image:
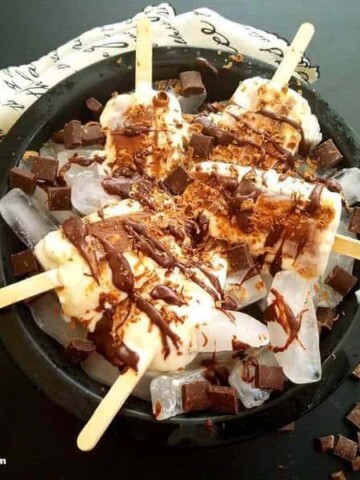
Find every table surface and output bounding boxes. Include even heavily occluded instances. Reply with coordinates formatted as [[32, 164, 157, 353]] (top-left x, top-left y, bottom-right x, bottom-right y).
[[0, 1, 360, 479]]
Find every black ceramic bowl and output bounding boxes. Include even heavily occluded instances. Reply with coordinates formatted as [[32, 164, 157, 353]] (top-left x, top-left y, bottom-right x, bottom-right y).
[[0, 47, 360, 447]]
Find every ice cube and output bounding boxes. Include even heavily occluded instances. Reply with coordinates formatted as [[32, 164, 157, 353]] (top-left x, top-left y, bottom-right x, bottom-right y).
[[29, 293, 87, 346], [229, 359, 271, 409], [178, 93, 207, 113], [57, 150, 104, 187], [195, 308, 269, 352], [40, 141, 65, 158], [71, 171, 118, 215], [0, 188, 56, 248], [266, 271, 321, 384], [150, 369, 205, 420], [333, 167, 360, 205]]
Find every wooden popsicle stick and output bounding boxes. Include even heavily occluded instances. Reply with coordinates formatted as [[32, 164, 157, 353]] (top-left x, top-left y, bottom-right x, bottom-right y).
[[135, 16, 153, 97], [77, 345, 155, 452], [333, 234, 360, 260], [272, 23, 315, 85], [0, 269, 61, 309]]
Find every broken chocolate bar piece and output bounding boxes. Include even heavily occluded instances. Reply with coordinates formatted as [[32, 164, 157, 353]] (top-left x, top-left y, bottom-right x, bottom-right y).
[[52, 129, 64, 143], [81, 122, 104, 146], [330, 472, 346, 480], [346, 403, 360, 429], [333, 434, 358, 461], [352, 457, 360, 472], [208, 385, 239, 414], [349, 207, 360, 234], [314, 139, 343, 168], [65, 338, 96, 364], [189, 133, 214, 159], [227, 243, 254, 272], [255, 365, 285, 391], [85, 97, 104, 119], [179, 71, 206, 97], [47, 186, 72, 211], [31, 157, 59, 182], [317, 435, 335, 452], [325, 266, 357, 297], [163, 166, 193, 195], [10, 249, 38, 277], [9, 167, 37, 194], [182, 381, 210, 412], [352, 363, 360, 380], [317, 307, 337, 332], [64, 120, 82, 149], [278, 422, 295, 432]]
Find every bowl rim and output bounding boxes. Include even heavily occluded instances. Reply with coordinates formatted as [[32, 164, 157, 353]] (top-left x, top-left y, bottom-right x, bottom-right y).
[[0, 46, 359, 446]]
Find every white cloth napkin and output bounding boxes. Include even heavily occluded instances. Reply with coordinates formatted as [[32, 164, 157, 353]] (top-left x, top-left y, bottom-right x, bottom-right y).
[[0, 3, 319, 140]]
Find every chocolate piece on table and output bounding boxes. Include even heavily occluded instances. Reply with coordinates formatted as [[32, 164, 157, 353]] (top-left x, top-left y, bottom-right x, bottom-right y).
[[163, 166, 193, 195], [179, 71, 206, 97], [330, 472, 346, 480], [64, 120, 82, 149], [278, 422, 295, 432], [81, 122, 104, 146], [346, 403, 360, 429], [47, 186, 72, 211], [352, 457, 360, 472], [227, 243, 254, 272], [352, 363, 360, 380], [255, 365, 285, 391], [317, 435, 335, 452], [10, 249, 38, 277], [314, 139, 343, 168], [333, 434, 358, 461], [348, 207, 360, 234], [317, 307, 337, 332], [52, 129, 64, 143], [65, 339, 96, 364], [208, 385, 239, 414], [182, 381, 210, 412], [189, 133, 214, 159], [325, 266, 357, 297], [9, 167, 37, 194], [85, 97, 104, 119], [31, 156, 59, 182]]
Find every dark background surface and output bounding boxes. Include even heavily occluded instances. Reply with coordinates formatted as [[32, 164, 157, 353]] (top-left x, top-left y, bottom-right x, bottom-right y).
[[0, 1, 359, 479]]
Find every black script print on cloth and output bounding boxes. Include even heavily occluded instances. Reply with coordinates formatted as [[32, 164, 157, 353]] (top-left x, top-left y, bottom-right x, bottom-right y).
[[200, 20, 238, 53]]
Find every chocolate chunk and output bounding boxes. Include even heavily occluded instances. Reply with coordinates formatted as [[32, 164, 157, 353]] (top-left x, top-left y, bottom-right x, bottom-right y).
[[179, 71, 205, 97], [255, 365, 285, 391], [333, 434, 358, 461], [195, 57, 219, 76], [85, 97, 104, 119], [352, 457, 360, 472], [236, 209, 252, 233], [10, 249, 38, 277], [65, 338, 96, 364], [47, 186, 72, 211], [102, 177, 133, 199], [352, 362, 360, 380], [317, 435, 335, 452], [208, 385, 239, 414], [9, 167, 36, 194], [325, 266, 357, 297], [346, 403, 360, 429], [31, 156, 59, 182], [64, 120, 82, 149], [52, 129, 64, 143], [203, 366, 229, 386], [227, 243, 254, 272], [330, 471, 346, 480], [182, 381, 210, 412], [278, 422, 295, 432], [189, 133, 214, 159], [317, 307, 337, 332], [81, 122, 104, 146], [163, 166, 193, 195], [349, 207, 360, 234], [314, 139, 343, 168]]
